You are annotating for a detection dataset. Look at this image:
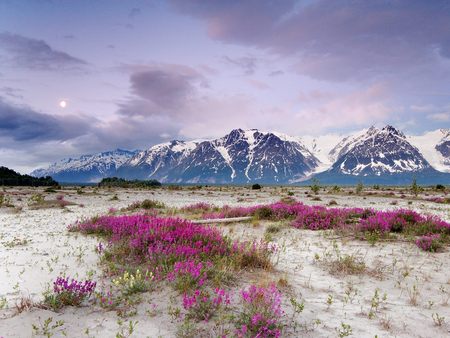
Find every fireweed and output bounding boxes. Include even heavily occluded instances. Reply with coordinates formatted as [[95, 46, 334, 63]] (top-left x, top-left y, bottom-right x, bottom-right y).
[[70, 215, 275, 287], [182, 287, 231, 321], [44, 277, 96, 310], [181, 202, 214, 213], [236, 284, 284, 338], [415, 234, 442, 252], [203, 201, 450, 239]]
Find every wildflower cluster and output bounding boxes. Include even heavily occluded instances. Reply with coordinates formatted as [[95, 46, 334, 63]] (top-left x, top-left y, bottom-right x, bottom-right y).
[[426, 197, 450, 204], [181, 202, 214, 213], [182, 288, 231, 321], [236, 284, 284, 337], [415, 234, 442, 252], [44, 277, 96, 310], [168, 260, 212, 292], [71, 215, 273, 288], [203, 201, 450, 239]]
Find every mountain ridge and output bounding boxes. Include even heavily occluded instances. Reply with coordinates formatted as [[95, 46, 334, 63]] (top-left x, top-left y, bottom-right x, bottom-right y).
[[31, 126, 450, 184]]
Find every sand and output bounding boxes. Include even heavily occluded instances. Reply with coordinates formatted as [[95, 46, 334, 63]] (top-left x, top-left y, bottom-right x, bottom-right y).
[[0, 186, 449, 337]]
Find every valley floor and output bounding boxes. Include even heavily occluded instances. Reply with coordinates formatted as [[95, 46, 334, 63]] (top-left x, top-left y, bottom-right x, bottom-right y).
[[0, 186, 449, 337]]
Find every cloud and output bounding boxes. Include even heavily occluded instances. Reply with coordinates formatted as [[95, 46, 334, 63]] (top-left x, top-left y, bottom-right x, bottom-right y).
[[222, 55, 258, 75], [118, 64, 206, 116], [170, 0, 450, 82], [429, 112, 450, 122], [0, 97, 91, 141], [0, 87, 23, 99], [129, 7, 141, 19], [0, 32, 87, 71]]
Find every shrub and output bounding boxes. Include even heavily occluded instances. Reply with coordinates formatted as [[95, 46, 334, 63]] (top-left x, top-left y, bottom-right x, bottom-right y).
[[252, 184, 262, 190], [435, 184, 445, 191], [411, 178, 421, 197], [140, 199, 165, 209], [310, 179, 320, 195], [330, 185, 341, 193], [235, 284, 284, 337], [355, 182, 364, 194]]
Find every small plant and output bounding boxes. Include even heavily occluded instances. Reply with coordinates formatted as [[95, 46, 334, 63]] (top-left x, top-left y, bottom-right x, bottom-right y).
[[355, 182, 364, 194], [432, 313, 445, 326], [330, 185, 341, 193], [32, 317, 65, 337], [115, 319, 138, 338], [326, 294, 333, 309], [0, 296, 7, 309], [310, 179, 320, 195], [365, 231, 380, 246], [337, 322, 352, 337], [266, 224, 280, 234], [113, 269, 153, 295], [44, 277, 96, 310], [407, 283, 420, 306], [235, 284, 284, 337], [252, 183, 262, 190], [411, 178, 421, 197], [28, 193, 44, 205], [0, 193, 13, 207], [368, 289, 387, 319]]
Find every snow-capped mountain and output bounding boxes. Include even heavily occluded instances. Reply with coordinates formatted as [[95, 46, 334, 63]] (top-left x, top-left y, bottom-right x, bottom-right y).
[[31, 149, 138, 183], [117, 129, 319, 183], [408, 129, 450, 173], [312, 125, 449, 184], [31, 126, 450, 184], [331, 126, 430, 175]]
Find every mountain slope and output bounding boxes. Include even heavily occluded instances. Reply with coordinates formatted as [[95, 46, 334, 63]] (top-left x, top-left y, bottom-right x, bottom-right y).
[[32, 149, 138, 183], [408, 129, 450, 173]]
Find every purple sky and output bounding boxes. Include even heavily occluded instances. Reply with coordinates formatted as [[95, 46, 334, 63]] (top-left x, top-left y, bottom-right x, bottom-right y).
[[1, 0, 450, 173]]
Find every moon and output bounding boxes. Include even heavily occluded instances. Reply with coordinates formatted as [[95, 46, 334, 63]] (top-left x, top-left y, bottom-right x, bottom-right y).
[[59, 100, 67, 108]]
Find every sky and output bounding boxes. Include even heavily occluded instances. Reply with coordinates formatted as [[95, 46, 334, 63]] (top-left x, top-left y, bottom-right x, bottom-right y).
[[0, 0, 450, 173]]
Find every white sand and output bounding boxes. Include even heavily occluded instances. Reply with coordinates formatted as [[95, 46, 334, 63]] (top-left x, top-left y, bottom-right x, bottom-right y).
[[0, 186, 449, 337]]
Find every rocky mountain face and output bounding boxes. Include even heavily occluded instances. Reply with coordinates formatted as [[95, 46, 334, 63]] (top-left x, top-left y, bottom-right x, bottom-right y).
[[31, 126, 450, 184], [117, 129, 319, 184]]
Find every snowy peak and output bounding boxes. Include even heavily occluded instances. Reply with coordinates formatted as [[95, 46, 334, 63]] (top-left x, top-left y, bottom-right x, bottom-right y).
[[330, 125, 430, 176]]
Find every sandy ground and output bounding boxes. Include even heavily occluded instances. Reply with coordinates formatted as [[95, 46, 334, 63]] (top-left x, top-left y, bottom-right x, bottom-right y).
[[0, 186, 449, 337]]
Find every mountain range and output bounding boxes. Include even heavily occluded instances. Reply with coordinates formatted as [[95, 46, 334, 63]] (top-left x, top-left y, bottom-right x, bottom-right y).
[[31, 126, 450, 185]]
